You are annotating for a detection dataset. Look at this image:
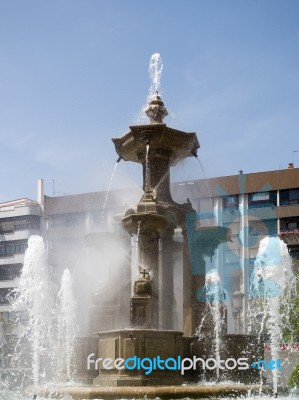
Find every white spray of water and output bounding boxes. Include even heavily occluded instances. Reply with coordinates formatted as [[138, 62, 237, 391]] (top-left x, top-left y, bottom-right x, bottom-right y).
[[0, 320, 6, 349], [10, 236, 55, 391], [56, 269, 78, 383], [206, 270, 225, 381], [135, 53, 164, 124], [222, 288, 234, 334], [0, 319, 7, 384], [145, 143, 150, 193], [195, 156, 213, 209], [249, 236, 296, 395], [99, 161, 119, 232], [149, 53, 163, 97], [136, 220, 142, 269], [197, 269, 225, 381]]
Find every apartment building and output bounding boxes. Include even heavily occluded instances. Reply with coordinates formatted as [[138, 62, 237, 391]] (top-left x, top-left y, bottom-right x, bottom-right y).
[[0, 198, 42, 331], [173, 164, 299, 332]]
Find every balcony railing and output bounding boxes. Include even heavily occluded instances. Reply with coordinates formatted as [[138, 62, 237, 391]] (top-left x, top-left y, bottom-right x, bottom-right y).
[[279, 229, 299, 245]]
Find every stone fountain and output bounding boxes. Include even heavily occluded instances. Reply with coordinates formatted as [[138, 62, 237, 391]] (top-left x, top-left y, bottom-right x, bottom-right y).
[[23, 57, 267, 398], [80, 90, 262, 388], [90, 92, 198, 386]]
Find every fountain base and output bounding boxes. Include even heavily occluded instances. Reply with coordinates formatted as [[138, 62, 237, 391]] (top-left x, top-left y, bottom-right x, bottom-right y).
[[28, 383, 270, 399], [93, 329, 184, 386]]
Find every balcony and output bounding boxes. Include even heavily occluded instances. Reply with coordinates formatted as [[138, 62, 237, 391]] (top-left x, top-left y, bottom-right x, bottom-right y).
[[0, 204, 41, 218], [0, 279, 18, 288], [0, 254, 24, 266], [0, 228, 40, 242], [0, 305, 12, 312], [279, 229, 299, 246], [277, 204, 299, 219]]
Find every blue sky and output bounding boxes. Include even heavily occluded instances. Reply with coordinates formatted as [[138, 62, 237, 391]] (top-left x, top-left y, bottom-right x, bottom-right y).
[[0, 0, 299, 202]]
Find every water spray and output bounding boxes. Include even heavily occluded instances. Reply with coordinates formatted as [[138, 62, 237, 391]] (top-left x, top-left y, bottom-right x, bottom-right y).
[[99, 162, 119, 231], [149, 53, 163, 97], [193, 153, 213, 207], [249, 237, 295, 395], [145, 143, 150, 194]]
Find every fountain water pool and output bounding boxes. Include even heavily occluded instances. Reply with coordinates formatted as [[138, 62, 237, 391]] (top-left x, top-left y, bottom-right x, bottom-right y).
[[0, 387, 298, 400]]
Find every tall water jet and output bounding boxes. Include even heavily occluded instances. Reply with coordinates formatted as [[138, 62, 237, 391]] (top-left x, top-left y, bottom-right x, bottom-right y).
[[99, 160, 120, 232], [193, 154, 213, 207], [10, 236, 56, 391], [56, 269, 78, 383], [0, 319, 7, 386], [0, 319, 6, 350], [135, 220, 142, 269], [197, 269, 226, 381], [149, 53, 163, 98], [249, 236, 296, 395]]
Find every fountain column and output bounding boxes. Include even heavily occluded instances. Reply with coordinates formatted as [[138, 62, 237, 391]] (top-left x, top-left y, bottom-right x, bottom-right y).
[[113, 93, 200, 333], [182, 229, 193, 336], [131, 229, 160, 328], [159, 234, 175, 329]]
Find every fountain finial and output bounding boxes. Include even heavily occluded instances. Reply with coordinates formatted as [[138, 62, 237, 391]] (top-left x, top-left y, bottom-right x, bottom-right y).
[[144, 91, 168, 124]]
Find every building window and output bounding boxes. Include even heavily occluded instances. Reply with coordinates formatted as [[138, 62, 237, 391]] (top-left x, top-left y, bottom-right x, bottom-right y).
[[280, 189, 299, 206], [0, 264, 22, 281], [0, 216, 40, 233], [0, 221, 14, 233], [248, 191, 277, 208], [289, 247, 299, 260], [14, 216, 40, 230], [248, 219, 277, 237], [0, 288, 14, 305], [280, 217, 299, 232], [223, 195, 239, 209], [0, 241, 27, 257]]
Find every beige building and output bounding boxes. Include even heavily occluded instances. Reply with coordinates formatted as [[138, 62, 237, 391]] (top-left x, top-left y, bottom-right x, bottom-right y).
[[0, 198, 42, 331]]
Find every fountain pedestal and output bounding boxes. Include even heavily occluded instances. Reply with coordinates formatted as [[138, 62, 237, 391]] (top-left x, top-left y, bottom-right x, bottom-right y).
[[94, 329, 184, 386], [131, 274, 156, 328]]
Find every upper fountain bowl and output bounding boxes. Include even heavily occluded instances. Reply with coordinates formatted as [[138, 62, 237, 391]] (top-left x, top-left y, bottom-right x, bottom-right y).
[[112, 123, 199, 166]]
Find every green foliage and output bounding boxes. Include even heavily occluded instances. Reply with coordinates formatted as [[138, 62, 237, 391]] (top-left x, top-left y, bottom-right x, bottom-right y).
[[288, 364, 299, 388]]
